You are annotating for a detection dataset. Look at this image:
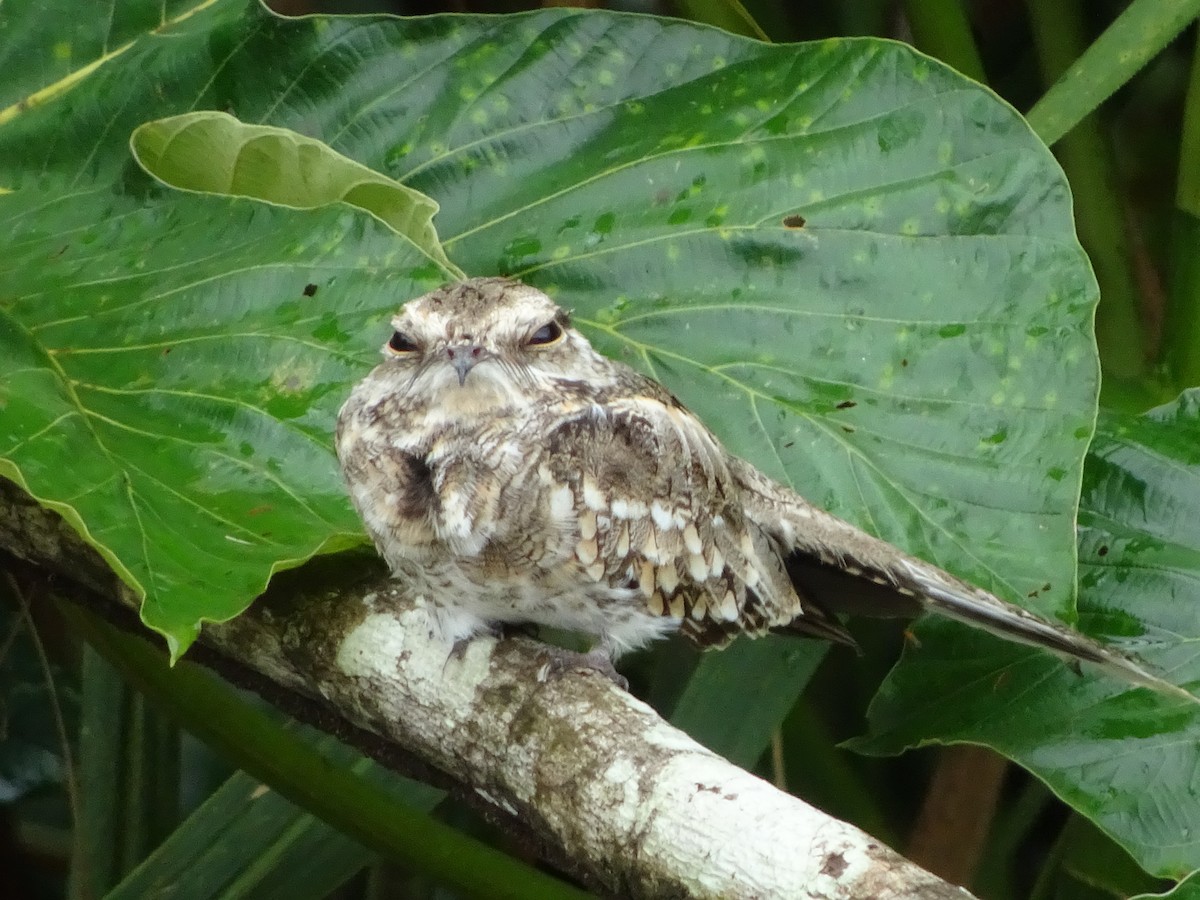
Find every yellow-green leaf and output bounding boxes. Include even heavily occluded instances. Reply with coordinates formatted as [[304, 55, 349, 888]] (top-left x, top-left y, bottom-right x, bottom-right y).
[[132, 112, 462, 278]]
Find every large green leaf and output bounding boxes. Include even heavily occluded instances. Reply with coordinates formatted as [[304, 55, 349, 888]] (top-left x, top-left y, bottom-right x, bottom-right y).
[[354, 18, 1097, 624], [0, 0, 1098, 668], [855, 391, 1200, 877]]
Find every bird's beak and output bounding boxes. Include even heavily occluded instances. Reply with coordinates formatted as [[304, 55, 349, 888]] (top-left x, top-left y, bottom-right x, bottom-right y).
[[446, 344, 487, 386]]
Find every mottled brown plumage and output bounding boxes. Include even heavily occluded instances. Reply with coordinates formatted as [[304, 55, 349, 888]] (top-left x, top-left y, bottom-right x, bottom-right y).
[[336, 277, 1191, 701]]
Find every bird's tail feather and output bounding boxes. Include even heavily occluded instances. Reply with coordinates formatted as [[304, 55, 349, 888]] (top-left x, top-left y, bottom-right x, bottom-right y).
[[740, 461, 1195, 704], [879, 553, 1196, 704]]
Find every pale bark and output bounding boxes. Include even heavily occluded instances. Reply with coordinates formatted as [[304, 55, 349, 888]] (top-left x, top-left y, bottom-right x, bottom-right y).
[[1, 479, 974, 899]]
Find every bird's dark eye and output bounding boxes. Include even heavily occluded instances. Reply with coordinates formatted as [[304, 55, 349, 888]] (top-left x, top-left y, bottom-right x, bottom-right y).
[[387, 331, 420, 354], [527, 321, 563, 347]]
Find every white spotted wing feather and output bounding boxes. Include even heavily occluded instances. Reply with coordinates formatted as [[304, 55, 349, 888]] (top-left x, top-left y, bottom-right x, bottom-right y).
[[530, 395, 853, 652]]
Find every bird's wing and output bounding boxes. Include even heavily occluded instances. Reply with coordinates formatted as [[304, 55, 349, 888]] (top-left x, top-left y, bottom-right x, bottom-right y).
[[533, 390, 855, 650]]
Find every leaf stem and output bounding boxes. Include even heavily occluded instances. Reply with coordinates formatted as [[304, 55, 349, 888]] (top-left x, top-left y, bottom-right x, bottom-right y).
[[672, 0, 770, 41], [1164, 34, 1200, 391], [1027, 0, 1149, 387], [901, 0, 986, 83]]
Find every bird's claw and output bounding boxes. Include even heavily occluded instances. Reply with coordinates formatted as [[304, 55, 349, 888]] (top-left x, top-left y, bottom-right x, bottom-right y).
[[538, 646, 628, 690], [448, 637, 474, 663]]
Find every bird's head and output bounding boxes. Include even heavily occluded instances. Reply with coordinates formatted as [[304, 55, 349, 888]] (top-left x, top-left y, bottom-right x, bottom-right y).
[[372, 277, 616, 409]]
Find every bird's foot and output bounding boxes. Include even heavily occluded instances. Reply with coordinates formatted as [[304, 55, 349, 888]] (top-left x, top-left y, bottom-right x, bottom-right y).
[[448, 621, 537, 662], [447, 636, 474, 663], [538, 646, 628, 691], [497, 621, 540, 641]]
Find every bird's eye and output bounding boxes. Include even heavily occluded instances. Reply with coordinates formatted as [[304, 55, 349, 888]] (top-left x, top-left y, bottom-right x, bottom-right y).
[[387, 331, 420, 354], [527, 321, 563, 347]]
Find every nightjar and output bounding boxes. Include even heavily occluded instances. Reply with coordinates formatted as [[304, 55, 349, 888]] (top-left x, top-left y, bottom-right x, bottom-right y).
[[335, 276, 1188, 700]]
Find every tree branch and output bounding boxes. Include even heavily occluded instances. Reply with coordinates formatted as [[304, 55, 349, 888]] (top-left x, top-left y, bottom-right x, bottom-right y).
[[0, 478, 974, 899]]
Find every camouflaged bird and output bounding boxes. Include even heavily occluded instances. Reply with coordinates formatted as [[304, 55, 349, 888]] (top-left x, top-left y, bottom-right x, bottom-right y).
[[336, 277, 1191, 701]]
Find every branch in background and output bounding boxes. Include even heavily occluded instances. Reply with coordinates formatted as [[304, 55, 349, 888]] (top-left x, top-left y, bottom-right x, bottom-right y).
[[907, 745, 1008, 885], [0, 478, 974, 899]]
